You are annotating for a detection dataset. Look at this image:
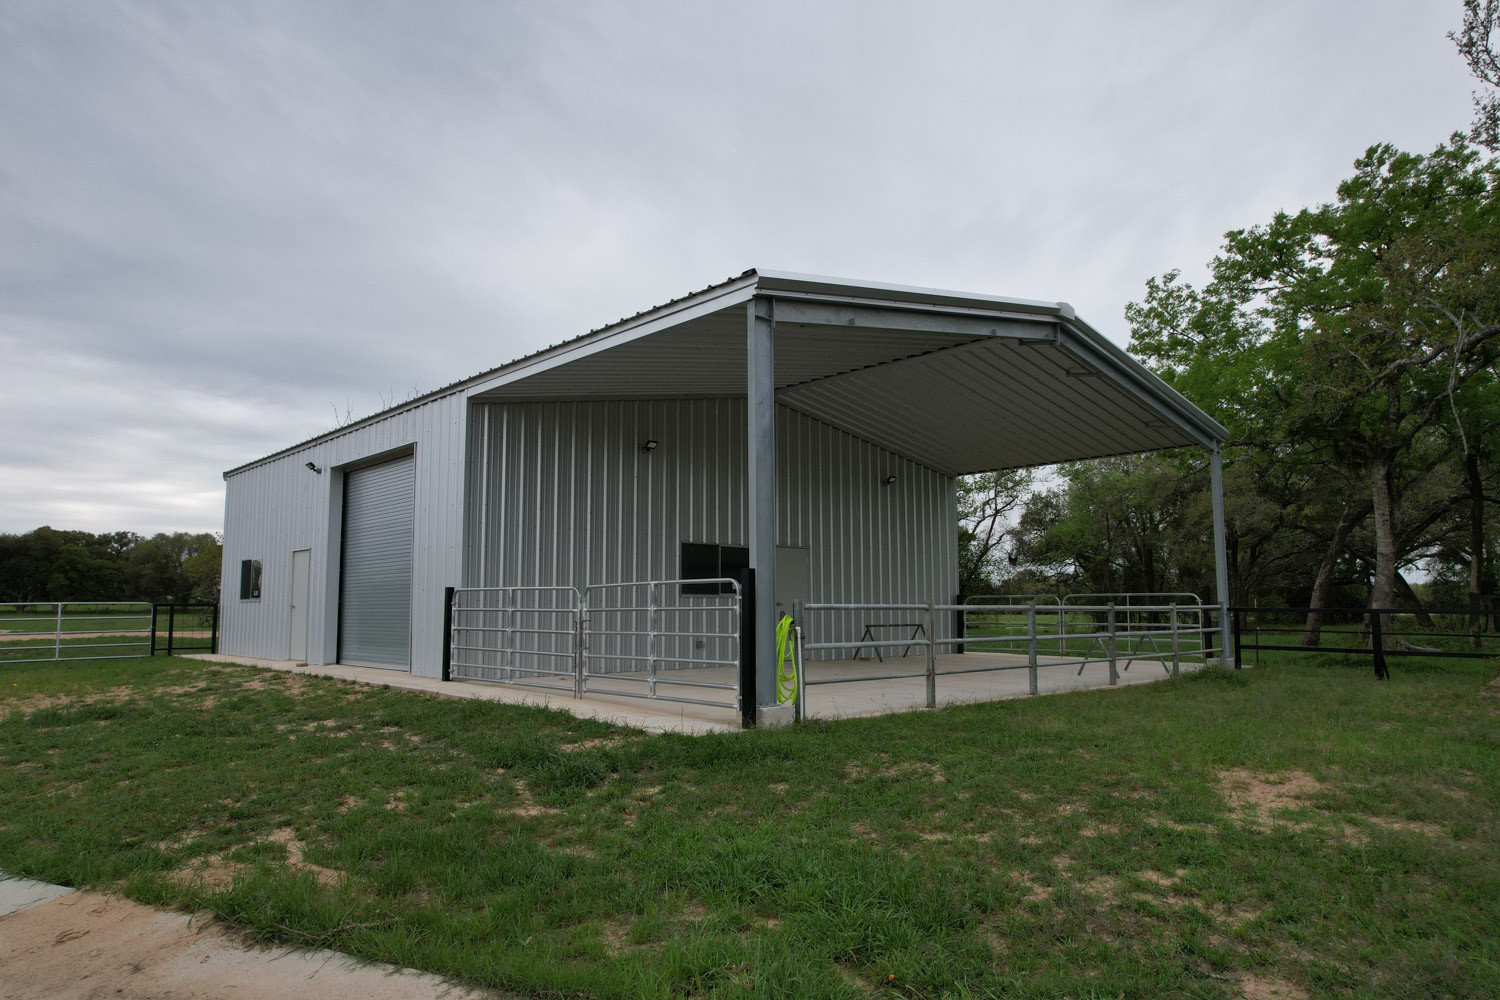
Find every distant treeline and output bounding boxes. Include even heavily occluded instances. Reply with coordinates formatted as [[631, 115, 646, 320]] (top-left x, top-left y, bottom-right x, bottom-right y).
[[0, 527, 221, 606]]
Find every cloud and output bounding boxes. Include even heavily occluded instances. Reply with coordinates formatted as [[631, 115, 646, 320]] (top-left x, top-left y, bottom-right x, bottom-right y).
[[0, 0, 1480, 533]]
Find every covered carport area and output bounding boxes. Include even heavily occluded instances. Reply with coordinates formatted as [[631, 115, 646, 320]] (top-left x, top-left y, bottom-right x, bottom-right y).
[[459, 268, 1231, 727]]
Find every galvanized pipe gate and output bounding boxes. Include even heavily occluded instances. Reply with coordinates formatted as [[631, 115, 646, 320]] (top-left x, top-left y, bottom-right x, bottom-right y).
[[447, 578, 744, 712]]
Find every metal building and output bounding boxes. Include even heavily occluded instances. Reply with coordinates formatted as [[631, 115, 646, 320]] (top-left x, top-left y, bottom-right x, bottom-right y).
[[219, 269, 1229, 726]]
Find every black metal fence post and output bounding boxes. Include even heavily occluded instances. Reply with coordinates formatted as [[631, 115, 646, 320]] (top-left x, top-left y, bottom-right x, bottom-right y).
[[736, 568, 756, 729], [149, 604, 159, 656], [1371, 609, 1389, 680], [166, 604, 176, 657], [210, 604, 219, 654], [955, 593, 965, 654], [441, 586, 454, 682], [1233, 607, 1242, 669]]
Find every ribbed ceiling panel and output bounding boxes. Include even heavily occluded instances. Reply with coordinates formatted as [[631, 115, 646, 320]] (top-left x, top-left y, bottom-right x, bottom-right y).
[[471, 302, 1204, 475], [778, 338, 1199, 474]]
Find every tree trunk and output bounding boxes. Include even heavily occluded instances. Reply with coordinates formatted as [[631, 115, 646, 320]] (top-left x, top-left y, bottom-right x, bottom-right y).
[[1393, 570, 1433, 627], [1303, 503, 1366, 647], [1368, 457, 1397, 676], [1468, 451, 1487, 647]]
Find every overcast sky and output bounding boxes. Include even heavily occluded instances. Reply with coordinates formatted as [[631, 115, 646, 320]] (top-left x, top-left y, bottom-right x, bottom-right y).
[[0, 0, 1482, 535]]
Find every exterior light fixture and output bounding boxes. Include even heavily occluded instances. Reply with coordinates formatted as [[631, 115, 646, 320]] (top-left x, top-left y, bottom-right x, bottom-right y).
[[642, 439, 659, 453], [883, 475, 898, 486], [305, 462, 323, 474]]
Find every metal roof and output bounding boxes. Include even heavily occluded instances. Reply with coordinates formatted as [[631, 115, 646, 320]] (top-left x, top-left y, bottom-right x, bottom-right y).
[[226, 269, 1225, 477]]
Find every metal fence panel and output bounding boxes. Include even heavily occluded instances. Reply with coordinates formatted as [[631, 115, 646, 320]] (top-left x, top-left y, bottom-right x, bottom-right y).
[[0, 602, 155, 664], [151, 604, 219, 657], [581, 578, 741, 710], [449, 586, 582, 692], [1231, 605, 1499, 670], [797, 596, 1219, 718]]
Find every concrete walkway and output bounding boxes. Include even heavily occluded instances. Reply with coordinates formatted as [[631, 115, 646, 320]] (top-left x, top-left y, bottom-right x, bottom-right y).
[[185, 651, 1202, 735], [0, 873, 496, 999], [183, 654, 742, 734]]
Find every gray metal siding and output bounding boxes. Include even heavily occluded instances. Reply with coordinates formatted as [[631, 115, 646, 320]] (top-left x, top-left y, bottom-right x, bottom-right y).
[[338, 456, 415, 669], [468, 399, 957, 662], [219, 391, 467, 678]]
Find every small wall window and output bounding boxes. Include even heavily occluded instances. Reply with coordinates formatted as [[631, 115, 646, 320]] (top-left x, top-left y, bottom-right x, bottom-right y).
[[239, 559, 262, 600], [681, 543, 749, 596]]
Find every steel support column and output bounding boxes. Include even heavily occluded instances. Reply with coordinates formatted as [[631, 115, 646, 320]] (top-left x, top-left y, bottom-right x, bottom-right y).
[[747, 296, 782, 721], [1209, 444, 1232, 661]]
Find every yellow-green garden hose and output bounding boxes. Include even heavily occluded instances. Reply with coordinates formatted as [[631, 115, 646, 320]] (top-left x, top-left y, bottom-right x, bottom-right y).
[[775, 614, 798, 705]]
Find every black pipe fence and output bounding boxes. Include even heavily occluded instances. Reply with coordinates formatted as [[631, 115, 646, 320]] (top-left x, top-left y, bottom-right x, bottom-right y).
[[1231, 606, 1498, 678], [150, 603, 219, 657]]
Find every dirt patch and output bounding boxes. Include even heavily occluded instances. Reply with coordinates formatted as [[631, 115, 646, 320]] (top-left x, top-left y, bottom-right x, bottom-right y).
[[844, 756, 947, 783], [1217, 769, 1326, 830], [1239, 972, 1309, 999], [170, 854, 246, 891], [1078, 823, 1120, 838], [503, 779, 561, 818], [1218, 769, 1446, 842], [2, 685, 137, 719], [1137, 868, 1184, 889], [237, 674, 313, 694], [1366, 816, 1445, 838], [1078, 873, 1119, 897], [1009, 871, 1052, 902], [154, 826, 212, 853], [832, 963, 887, 993], [596, 917, 638, 956], [264, 827, 343, 885], [558, 735, 634, 752]]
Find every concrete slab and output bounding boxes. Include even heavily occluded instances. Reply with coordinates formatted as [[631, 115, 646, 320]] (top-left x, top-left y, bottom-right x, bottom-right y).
[[185, 650, 1197, 733], [0, 875, 73, 917], [0, 888, 496, 999], [181, 655, 740, 734]]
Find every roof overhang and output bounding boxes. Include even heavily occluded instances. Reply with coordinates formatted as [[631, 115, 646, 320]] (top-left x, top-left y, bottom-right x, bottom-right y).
[[468, 269, 1227, 476]]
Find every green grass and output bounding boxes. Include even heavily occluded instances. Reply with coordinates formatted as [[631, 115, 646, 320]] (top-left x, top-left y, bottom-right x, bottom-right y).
[[2, 653, 1498, 999], [0, 633, 153, 663]]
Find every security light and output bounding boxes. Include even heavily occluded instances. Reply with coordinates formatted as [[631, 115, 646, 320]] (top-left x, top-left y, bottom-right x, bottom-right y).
[[883, 475, 898, 486], [305, 462, 322, 474], [642, 439, 659, 453]]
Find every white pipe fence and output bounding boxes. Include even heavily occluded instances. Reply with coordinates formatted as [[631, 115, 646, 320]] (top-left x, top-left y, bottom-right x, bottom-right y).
[[0, 602, 155, 664], [797, 597, 1220, 711]]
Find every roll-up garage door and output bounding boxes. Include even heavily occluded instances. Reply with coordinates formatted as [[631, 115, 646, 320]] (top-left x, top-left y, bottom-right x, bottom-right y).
[[339, 455, 415, 670]]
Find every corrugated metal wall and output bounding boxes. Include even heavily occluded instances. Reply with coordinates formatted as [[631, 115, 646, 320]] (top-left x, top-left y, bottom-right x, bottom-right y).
[[222, 391, 959, 679], [219, 392, 468, 677], [468, 399, 958, 661]]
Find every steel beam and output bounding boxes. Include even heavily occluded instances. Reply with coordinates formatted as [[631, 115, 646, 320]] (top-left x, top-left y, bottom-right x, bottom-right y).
[[747, 296, 779, 716], [1057, 329, 1220, 449], [768, 299, 1056, 341], [1209, 444, 1232, 660]]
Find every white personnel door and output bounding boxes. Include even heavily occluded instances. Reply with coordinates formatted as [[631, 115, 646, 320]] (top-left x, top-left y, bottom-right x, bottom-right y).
[[289, 548, 310, 662]]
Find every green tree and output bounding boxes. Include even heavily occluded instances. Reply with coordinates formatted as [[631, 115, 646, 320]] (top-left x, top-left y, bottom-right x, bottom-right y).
[[1453, 0, 1500, 149], [956, 469, 1032, 599], [1136, 139, 1500, 664], [1012, 455, 1213, 600]]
